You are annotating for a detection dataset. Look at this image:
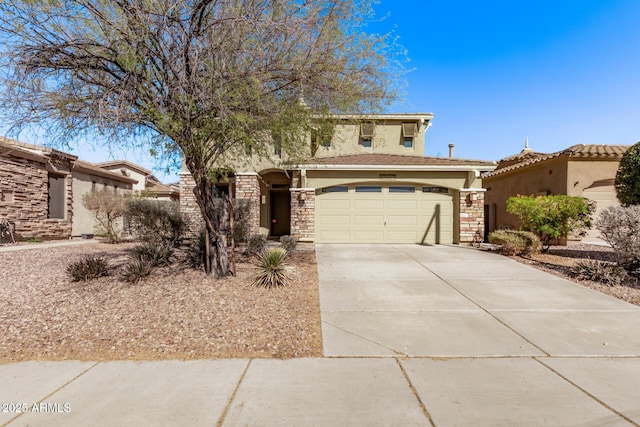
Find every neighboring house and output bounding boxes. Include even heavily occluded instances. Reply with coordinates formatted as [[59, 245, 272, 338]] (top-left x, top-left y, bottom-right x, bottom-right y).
[[71, 160, 137, 237], [97, 160, 180, 201], [482, 142, 630, 241], [180, 114, 496, 244], [1, 137, 76, 239], [0, 137, 159, 240]]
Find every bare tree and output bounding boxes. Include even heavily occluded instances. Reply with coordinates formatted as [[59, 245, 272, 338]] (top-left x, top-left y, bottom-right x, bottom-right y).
[[0, 0, 403, 277]]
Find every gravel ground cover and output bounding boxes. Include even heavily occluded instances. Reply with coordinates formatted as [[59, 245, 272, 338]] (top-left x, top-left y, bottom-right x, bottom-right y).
[[510, 244, 640, 306], [0, 241, 322, 363]]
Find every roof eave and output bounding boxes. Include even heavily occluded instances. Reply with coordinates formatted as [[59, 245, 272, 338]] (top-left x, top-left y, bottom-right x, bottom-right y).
[[298, 163, 497, 172]]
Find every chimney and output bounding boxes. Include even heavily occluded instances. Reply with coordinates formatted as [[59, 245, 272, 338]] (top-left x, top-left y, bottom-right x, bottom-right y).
[[448, 143, 454, 158]]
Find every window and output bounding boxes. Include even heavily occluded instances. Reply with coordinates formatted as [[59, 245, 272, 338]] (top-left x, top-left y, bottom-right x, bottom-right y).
[[355, 185, 381, 193], [402, 123, 416, 149], [360, 122, 374, 148], [274, 143, 282, 157], [422, 186, 449, 194], [389, 186, 415, 193], [48, 173, 66, 219], [321, 186, 348, 193]]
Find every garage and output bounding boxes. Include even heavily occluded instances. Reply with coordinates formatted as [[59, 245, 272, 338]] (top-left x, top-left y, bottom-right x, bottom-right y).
[[314, 184, 453, 244], [583, 180, 620, 238]]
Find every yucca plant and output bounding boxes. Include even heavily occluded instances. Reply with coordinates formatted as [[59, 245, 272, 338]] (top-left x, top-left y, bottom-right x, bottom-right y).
[[252, 248, 291, 288]]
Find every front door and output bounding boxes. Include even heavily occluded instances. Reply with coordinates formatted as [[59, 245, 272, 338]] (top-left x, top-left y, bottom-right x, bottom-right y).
[[270, 191, 291, 237]]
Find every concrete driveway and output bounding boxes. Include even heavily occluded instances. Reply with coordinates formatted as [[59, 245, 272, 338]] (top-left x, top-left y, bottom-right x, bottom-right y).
[[317, 244, 640, 425]]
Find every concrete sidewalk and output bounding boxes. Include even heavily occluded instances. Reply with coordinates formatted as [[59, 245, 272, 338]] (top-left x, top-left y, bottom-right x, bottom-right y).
[[0, 238, 100, 252], [2, 244, 640, 426]]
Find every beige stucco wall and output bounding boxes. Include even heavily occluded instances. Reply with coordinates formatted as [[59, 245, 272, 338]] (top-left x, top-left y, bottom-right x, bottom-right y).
[[566, 158, 622, 197], [71, 172, 132, 236], [99, 165, 146, 192], [179, 118, 430, 175], [312, 121, 425, 158]]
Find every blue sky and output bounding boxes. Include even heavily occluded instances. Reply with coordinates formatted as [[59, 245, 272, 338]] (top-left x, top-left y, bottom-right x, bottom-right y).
[[376, 0, 640, 159], [5, 0, 640, 182]]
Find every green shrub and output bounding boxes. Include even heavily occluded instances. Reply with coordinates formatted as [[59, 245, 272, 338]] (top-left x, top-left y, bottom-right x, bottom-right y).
[[245, 234, 267, 256], [130, 242, 173, 267], [572, 259, 629, 286], [488, 230, 542, 256], [125, 199, 187, 247], [82, 189, 127, 243], [597, 205, 640, 272], [279, 235, 298, 252], [67, 255, 109, 282], [506, 195, 595, 251], [615, 141, 640, 206], [251, 248, 291, 288], [120, 257, 153, 283]]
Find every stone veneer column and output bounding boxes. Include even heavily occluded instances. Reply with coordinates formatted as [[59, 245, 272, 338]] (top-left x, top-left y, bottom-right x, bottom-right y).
[[289, 188, 315, 242], [234, 173, 261, 235], [179, 172, 204, 233], [459, 189, 485, 244]]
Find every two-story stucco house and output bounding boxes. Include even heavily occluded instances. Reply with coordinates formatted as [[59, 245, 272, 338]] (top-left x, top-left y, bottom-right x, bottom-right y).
[[180, 114, 496, 245]]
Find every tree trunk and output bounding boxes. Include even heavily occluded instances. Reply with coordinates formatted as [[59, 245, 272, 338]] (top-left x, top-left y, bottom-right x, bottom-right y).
[[189, 167, 232, 278]]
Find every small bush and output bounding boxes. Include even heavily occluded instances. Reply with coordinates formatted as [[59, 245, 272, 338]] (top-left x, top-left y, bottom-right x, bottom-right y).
[[82, 189, 127, 243], [125, 199, 187, 247], [251, 248, 291, 288], [279, 235, 298, 252], [489, 230, 542, 256], [130, 243, 173, 267], [506, 195, 595, 251], [245, 234, 267, 256], [120, 257, 154, 283], [67, 255, 109, 282], [597, 205, 640, 272], [572, 259, 629, 286]]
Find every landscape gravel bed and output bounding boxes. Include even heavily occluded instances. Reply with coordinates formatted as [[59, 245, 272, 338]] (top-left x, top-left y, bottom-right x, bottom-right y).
[[0, 242, 322, 363], [512, 243, 640, 306]]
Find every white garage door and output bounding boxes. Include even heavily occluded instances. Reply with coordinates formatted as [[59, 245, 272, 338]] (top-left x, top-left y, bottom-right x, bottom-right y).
[[583, 182, 619, 238], [315, 184, 453, 244]]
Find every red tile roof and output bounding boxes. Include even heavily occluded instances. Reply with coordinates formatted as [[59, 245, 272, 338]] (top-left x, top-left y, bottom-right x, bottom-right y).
[[484, 144, 630, 178]]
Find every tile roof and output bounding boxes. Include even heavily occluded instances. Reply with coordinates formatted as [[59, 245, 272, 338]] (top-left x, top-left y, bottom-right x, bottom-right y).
[[484, 144, 631, 178], [301, 153, 496, 168]]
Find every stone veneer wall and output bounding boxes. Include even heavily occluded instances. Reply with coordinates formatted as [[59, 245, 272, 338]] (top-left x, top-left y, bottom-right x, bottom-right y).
[[178, 172, 204, 233], [289, 188, 315, 242], [0, 153, 72, 240], [459, 190, 485, 244], [235, 174, 260, 235]]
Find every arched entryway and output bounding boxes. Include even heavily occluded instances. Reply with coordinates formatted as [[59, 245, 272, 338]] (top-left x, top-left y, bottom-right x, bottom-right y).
[[259, 170, 292, 237]]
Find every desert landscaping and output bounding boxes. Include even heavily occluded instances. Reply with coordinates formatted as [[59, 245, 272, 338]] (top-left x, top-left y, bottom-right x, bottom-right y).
[[0, 241, 322, 363]]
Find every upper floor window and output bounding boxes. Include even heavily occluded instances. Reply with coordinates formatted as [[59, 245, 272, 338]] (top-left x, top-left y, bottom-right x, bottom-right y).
[[402, 123, 416, 149], [360, 122, 375, 148]]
